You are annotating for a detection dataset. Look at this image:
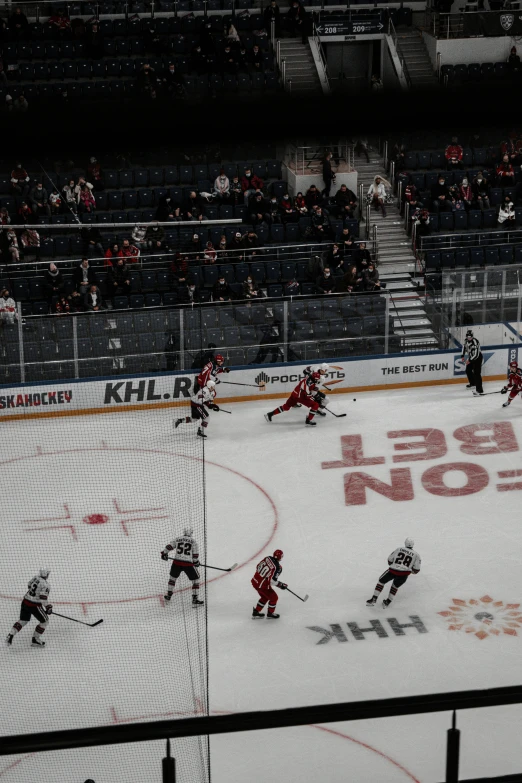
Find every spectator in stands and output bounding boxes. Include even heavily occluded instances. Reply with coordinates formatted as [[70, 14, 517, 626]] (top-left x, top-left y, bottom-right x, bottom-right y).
[[106, 257, 131, 301], [8, 7, 28, 38], [44, 262, 64, 303], [14, 93, 28, 112], [53, 295, 70, 314], [186, 232, 202, 255], [500, 134, 522, 166], [162, 62, 186, 98], [0, 287, 17, 325], [340, 236, 358, 266], [279, 192, 297, 223], [362, 261, 381, 292], [498, 195, 515, 227], [322, 152, 336, 199], [334, 183, 358, 219], [325, 243, 344, 274], [29, 181, 51, 218], [243, 274, 264, 299], [307, 253, 323, 282], [62, 178, 79, 213], [119, 238, 140, 264], [445, 136, 463, 170], [341, 263, 363, 293], [316, 266, 336, 295], [191, 43, 209, 75], [226, 22, 240, 46], [311, 205, 332, 241], [131, 225, 147, 250], [264, 0, 281, 36], [203, 241, 217, 264], [183, 190, 203, 221], [305, 184, 322, 211], [355, 137, 370, 164], [286, 0, 308, 43], [267, 195, 281, 224], [217, 235, 229, 260], [77, 178, 96, 214], [249, 44, 263, 71], [87, 157, 104, 191], [371, 74, 383, 92], [242, 229, 262, 259], [221, 44, 238, 74], [10, 162, 30, 201], [338, 225, 354, 244], [458, 177, 473, 211], [18, 201, 34, 224], [74, 258, 98, 296], [213, 275, 233, 302], [471, 172, 490, 210], [145, 223, 165, 249], [496, 154, 515, 186], [508, 46, 521, 76], [171, 252, 188, 285], [229, 175, 243, 207], [412, 206, 430, 237], [20, 227, 40, 259], [431, 175, 452, 213], [85, 284, 105, 311], [156, 194, 180, 221], [0, 207, 10, 225], [213, 170, 230, 201], [241, 168, 264, 204], [137, 63, 158, 97], [0, 228, 19, 262], [49, 191, 62, 214], [178, 279, 203, 304], [295, 191, 308, 214], [79, 226, 103, 259], [367, 175, 388, 217], [249, 192, 270, 227], [285, 277, 300, 297], [68, 289, 85, 312], [85, 20, 103, 59], [47, 8, 71, 38], [357, 241, 372, 271]]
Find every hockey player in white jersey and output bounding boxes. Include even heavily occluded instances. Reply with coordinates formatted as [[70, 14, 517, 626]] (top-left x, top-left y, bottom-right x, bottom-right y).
[[161, 527, 204, 606], [366, 539, 421, 608], [174, 379, 219, 438], [6, 569, 52, 647]]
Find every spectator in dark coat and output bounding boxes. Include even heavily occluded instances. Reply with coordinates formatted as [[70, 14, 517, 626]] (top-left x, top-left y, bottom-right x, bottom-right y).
[[162, 62, 185, 97], [249, 44, 263, 71], [213, 276, 233, 302], [183, 191, 203, 221], [471, 172, 490, 210], [322, 152, 335, 198], [316, 266, 336, 294], [249, 192, 271, 227], [74, 258, 97, 295], [279, 193, 297, 223], [263, 0, 281, 35], [156, 194, 180, 221], [243, 276, 264, 299], [241, 169, 264, 204], [362, 262, 381, 292], [341, 263, 363, 293], [241, 230, 262, 259], [145, 223, 165, 248], [334, 183, 358, 218], [286, 0, 308, 43], [305, 184, 322, 210], [81, 225, 104, 257], [431, 176, 452, 213], [43, 263, 65, 302], [311, 206, 331, 241], [178, 280, 203, 304], [105, 257, 131, 301], [324, 243, 344, 274], [8, 7, 29, 38], [85, 284, 105, 311]]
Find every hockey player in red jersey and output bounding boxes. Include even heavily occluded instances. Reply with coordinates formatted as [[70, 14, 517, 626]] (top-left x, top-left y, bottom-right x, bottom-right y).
[[501, 360, 522, 407], [195, 354, 230, 393], [264, 371, 322, 426], [251, 549, 287, 618]]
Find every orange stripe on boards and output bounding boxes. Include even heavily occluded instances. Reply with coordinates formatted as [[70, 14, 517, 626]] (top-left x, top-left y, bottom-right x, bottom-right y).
[[0, 373, 508, 421]]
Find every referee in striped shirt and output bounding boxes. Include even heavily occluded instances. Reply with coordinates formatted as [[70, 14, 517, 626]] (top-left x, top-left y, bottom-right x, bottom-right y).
[[462, 329, 483, 395]]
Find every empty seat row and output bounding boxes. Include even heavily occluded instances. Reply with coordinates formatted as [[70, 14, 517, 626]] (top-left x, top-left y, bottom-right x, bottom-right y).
[[441, 62, 510, 83], [425, 246, 522, 270], [424, 209, 522, 234]]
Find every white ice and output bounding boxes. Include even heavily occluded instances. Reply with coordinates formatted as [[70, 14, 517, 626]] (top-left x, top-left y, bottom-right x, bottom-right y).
[[2, 380, 522, 782]]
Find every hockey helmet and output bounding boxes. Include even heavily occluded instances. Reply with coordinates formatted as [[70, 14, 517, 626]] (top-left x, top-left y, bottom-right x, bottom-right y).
[[273, 549, 284, 561], [404, 538, 414, 549], [510, 360, 518, 370], [311, 370, 321, 381], [39, 568, 50, 579], [183, 526, 193, 537], [215, 354, 224, 365], [465, 329, 474, 341], [207, 379, 216, 389]]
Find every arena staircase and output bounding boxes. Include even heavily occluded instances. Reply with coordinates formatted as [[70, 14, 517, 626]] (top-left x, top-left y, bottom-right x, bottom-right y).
[[396, 29, 440, 90], [356, 146, 438, 349], [278, 39, 323, 94]]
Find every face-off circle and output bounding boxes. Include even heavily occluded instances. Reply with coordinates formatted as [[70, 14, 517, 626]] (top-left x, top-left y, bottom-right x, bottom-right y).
[[0, 445, 278, 608]]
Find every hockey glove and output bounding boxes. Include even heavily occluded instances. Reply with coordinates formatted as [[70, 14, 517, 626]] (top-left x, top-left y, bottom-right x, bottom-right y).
[[193, 560, 200, 567], [161, 552, 169, 561], [211, 404, 220, 411], [501, 387, 508, 394], [224, 367, 230, 373], [277, 582, 287, 590], [45, 604, 53, 615]]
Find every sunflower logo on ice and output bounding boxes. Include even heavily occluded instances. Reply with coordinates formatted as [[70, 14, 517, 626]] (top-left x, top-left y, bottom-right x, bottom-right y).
[[438, 596, 522, 640]]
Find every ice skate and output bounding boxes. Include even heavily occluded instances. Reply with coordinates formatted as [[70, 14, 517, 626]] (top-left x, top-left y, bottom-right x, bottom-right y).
[[466, 383, 474, 388], [264, 412, 273, 423], [164, 594, 172, 601], [366, 597, 377, 607], [5, 633, 13, 646], [31, 636, 45, 647], [382, 599, 391, 608], [316, 409, 327, 416], [305, 419, 316, 426], [252, 608, 265, 618], [192, 596, 204, 606], [197, 427, 207, 438], [266, 612, 280, 619], [503, 400, 511, 407], [472, 391, 484, 396], [174, 418, 182, 429]]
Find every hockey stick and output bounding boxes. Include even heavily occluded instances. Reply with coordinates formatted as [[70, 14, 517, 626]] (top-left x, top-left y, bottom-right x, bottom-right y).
[[324, 407, 347, 418], [286, 588, 309, 602], [216, 408, 232, 414], [168, 559, 238, 572], [475, 390, 503, 396], [52, 611, 103, 627], [220, 381, 266, 390]]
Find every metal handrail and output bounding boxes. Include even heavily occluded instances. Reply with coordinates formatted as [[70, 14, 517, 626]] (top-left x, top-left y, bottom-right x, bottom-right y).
[[312, 20, 331, 93], [372, 224, 378, 265], [388, 18, 412, 89]]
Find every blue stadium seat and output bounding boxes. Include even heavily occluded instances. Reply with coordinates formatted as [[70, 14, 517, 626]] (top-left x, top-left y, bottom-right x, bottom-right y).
[[468, 210, 482, 229], [123, 191, 138, 208], [470, 247, 484, 266], [483, 209, 497, 228], [425, 252, 440, 270], [499, 245, 513, 264], [138, 189, 153, 207], [455, 249, 469, 267], [149, 168, 164, 185], [440, 251, 454, 268], [484, 248, 499, 266], [417, 151, 430, 169], [454, 211, 468, 230], [439, 212, 454, 231]]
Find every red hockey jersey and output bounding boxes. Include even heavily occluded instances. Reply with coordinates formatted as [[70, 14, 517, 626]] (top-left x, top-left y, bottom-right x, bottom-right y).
[[252, 556, 282, 591], [290, 375, 319, 400], [507, 369, 522, 390], [197, 360, 225, 388]]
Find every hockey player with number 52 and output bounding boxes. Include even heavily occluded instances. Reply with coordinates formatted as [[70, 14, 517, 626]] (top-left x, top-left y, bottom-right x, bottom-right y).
[[366, 539, 421, 608], [161, 527, 204, 606]]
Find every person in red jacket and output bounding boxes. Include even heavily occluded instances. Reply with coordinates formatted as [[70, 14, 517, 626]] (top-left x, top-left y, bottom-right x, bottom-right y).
[[264, 370, 322, 426], [118, 238, 140, 264], [251, 549, 287, 619], [501, 360, 522, 407], [445, 136, 463, 170], [496, 154, 515, 187], [241, 168, 264, 204]]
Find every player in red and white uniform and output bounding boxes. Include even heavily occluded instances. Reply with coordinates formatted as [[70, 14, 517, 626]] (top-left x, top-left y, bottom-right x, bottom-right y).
[[251, 549, 287, 619], [174, 379, 219, 438], [366, 538, 421, 608], [501, 360, 522, 407], [6, 568, 52, 648], [161, 526, 203, 606], [195, 354, 230, 393], [264, 370, 322, 426]]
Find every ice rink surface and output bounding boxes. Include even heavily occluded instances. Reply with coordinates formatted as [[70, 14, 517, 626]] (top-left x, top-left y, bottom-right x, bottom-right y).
[[2, 380, 522, 782]]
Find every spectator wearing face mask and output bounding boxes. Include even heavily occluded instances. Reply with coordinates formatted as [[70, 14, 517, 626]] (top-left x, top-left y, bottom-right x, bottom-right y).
[[213, 170, 230, 201], [471, 172, 490, 210], [248, 192, 271, 228], [431, 175, 452, 213], [496, 154, 515, 187], [498, 196, 515, 227], [316, 266, 336, 295], [362, 261, 381, 292], [241, 168, 264, 205], [267, 194, 281, 224], [118, 239, 140, 264], [213, 275, 233, 302], [279, 193, 297, 223], [445, 136, 463, 170], [243, 275, 264, 299], [458, 177, 473, 211], [178, 279, 203, 304], [294, 191, 308, 214], [29, 182, 51, 218], [229, 175, 243, 207], [0, 287, 17, 325]]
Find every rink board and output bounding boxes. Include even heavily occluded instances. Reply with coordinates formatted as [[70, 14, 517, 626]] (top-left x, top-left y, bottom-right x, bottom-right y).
[[0, 343, 517, 420]]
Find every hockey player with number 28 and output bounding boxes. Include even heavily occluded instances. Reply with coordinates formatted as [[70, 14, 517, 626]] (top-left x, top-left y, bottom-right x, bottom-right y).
[[501, 360, 522, 407], [251, 550, 287, 619], [161, 527, 204, 606], [174, 379, 220, 438], [6, 569, 53, 648], [366, 539, 421, 608]]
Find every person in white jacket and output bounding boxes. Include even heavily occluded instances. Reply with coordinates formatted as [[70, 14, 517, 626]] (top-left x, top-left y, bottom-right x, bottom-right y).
[[213, 170, 230, 201], [498, 197, 515, 226], [0, 288, 17, 325], [367, 175, 390, 217]]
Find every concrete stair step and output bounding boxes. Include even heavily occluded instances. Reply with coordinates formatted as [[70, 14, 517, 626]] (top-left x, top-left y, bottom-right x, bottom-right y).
[[402, 336, 439, 346], [379, 273, 413, 282], [391, 309, 428, 319], [394, 327, 435, 336], [393, 317, 431, 327], [384, 281, 416, 291], [392, 298, 424, 308]]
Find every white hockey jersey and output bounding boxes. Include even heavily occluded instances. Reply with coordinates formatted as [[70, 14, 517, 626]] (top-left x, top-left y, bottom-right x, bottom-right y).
[[387, 547, 421, 575], [163, 535, 199, 564], [24, 575, 50, 605], [191, 386, 216, 407]]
